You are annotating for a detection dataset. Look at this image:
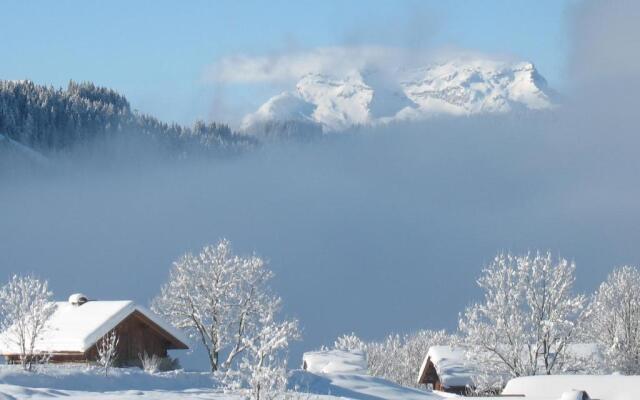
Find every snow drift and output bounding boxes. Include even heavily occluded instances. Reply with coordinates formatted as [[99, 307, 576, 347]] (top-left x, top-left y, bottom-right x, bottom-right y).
[[503, 375, 640, 400]]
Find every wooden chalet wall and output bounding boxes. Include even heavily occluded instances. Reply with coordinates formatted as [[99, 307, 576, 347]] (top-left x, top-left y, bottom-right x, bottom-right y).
[[419, 358, 441, 389]]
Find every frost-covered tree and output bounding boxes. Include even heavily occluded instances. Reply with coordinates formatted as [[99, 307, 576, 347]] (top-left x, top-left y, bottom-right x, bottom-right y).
[[138, 351, 162, 374], [459, 251, 585, 386], [97, 330, 119, 376], [368, 330, 452, 388], [152, 239, 296, 375], [335, 330, 451, 388], [584, 265, 640, 374], [238, 303, 300, 400], [334, 333, 366, 352], [0, 275, 55, 371]]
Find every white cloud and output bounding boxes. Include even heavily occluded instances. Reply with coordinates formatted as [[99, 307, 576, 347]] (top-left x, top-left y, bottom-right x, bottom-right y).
[[203, 45, 518, 86], [204, 46, 417, 84]]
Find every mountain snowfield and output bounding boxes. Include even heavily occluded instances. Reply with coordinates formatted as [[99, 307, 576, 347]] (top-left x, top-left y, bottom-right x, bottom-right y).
[[241, 59, 555, 132]]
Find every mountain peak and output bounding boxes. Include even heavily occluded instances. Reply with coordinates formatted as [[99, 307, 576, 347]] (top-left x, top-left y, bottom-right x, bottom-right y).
[[242, 58, 555, 133]]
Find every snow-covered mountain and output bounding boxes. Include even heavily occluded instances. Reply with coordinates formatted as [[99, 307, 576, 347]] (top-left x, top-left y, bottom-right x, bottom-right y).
[[242, 59, 555, 132]]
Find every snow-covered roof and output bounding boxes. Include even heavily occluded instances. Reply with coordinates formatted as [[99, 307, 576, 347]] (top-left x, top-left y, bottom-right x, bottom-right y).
[[417, 345, 474, 388], [0, 300, 189, 354], [302, 349, 368, 375]]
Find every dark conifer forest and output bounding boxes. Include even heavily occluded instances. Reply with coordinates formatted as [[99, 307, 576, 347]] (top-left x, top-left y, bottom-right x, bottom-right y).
[[0, 80, 254, 158]]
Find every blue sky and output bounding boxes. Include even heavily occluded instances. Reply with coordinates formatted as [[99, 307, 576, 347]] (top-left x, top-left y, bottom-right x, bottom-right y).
[[1, 0, 574, 125]]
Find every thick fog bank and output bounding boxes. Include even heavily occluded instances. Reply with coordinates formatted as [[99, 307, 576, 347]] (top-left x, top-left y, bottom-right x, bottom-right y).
[[2, 104, 640, 369]]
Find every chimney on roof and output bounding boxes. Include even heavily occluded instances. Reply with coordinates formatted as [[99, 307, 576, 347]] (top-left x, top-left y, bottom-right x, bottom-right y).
[[68, 293, 88, 306]]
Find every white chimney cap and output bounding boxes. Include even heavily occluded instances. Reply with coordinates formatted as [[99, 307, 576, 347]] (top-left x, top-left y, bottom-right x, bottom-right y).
[[68, 293, 89, 305]]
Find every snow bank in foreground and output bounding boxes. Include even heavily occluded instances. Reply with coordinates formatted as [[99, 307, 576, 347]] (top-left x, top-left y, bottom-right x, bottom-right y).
[[503, 375, 640, 400], [289, 369, 456, 400], [0, 364, 454, 400], [297, 349, 457, 399], [0, 384, 238, 400], [302, 349, 368, 375], [0, 365, 215, 392]]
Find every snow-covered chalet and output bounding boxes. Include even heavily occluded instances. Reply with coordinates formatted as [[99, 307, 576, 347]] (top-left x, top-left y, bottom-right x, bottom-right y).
[[0, 293, 189, 365], [417, 344, 603, 395], [417, 346, 474, 394]]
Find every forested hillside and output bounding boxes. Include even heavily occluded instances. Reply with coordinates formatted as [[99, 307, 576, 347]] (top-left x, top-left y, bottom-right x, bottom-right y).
[[0, 80, 254, 157]]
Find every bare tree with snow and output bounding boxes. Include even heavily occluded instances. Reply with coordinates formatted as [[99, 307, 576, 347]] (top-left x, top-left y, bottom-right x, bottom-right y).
[[97, 329, 119, 376], [0, 274, 55, 371], [333, 333, 366, 353], [239, 302, 300, 400], [584, 265, 640, 374], [138, 351, 161, 374], [459, 251, 585, 388], [152, 239, 297, 377]]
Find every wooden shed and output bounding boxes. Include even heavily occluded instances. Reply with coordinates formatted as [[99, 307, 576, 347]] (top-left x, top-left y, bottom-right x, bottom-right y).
[[0, 293, 188, 366], [417, 346, 474, 395]]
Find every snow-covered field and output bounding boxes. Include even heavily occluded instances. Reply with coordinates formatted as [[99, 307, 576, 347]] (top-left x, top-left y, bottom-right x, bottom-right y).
[[1, 364, 639, 400], [290, 349, 453, 399], [289, 370, 453, 400], [0, 365, 229, 399], [0, 351, 636, 400], [0, 385, 235, 400], [0, 363, 453, 400]]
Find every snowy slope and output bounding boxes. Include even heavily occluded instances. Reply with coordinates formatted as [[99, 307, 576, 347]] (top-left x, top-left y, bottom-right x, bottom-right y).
[[241, 92, 317, 128], [289, 370, 457, 400], [0, 364, 451, 400], [4, 364, 620, 400], [0, 133, 49, 166], [292, 349, 456, 400], [242, 59, 555, 132], [0, 366, 320, 400]]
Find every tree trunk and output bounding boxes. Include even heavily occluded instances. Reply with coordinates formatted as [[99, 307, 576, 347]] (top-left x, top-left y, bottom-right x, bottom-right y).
[[209, 350, 219, 372]]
